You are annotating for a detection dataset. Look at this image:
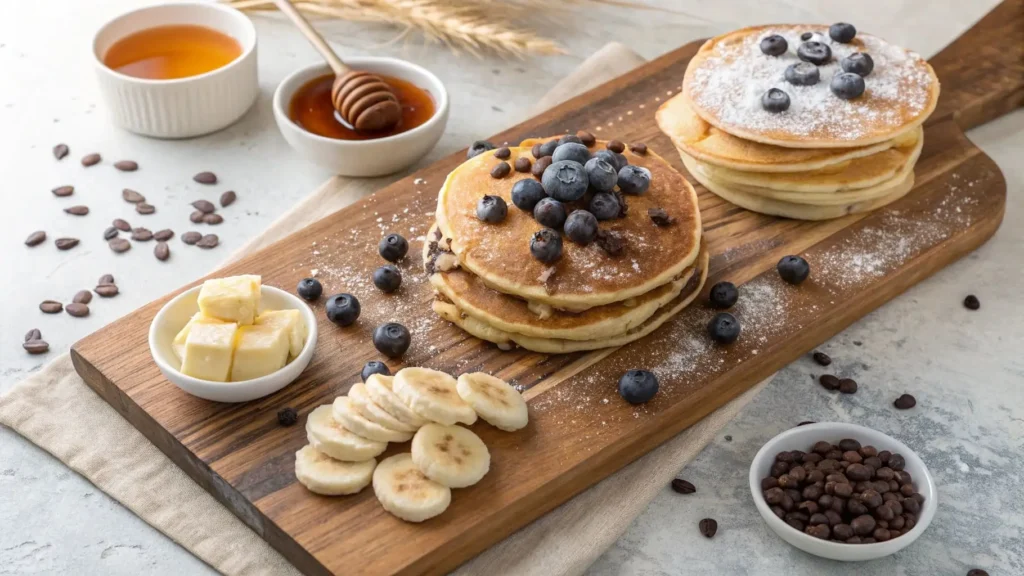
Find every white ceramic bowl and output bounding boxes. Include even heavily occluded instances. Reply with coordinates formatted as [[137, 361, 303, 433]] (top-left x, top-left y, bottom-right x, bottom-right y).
[[749, 422, 937, 561], [92, 2, 259, 138], [149, 285, 318, 403], [273, 58, 449, 176]]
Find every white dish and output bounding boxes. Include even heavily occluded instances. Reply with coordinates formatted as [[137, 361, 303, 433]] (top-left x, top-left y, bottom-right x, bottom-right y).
[[273, 58, 449, 176], [749, 422, 937, 562], [92, 2, 259, 138], [148, 285, 318, 403]]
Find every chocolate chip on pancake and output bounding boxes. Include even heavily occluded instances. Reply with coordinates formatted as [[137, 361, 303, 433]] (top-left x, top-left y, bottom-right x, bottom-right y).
[[607, 140, 625, 154], [490, 161, 511, 179], [532, 156, 552, 179], [648, 208, 676, 226], [576, 130, 596, 147], [514, 157, 532, 173], [629, 142, 648, 155], [595, 229, 625, 256]]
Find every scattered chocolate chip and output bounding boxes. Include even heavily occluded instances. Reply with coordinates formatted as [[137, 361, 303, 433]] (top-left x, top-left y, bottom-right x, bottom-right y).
[[24, 328, 41, 342], [698, 518, 718, 538], [202, 213, 223, 225], [122, 188, 145, 203], [131, 227, 153, 241], [95, 284, 119, 297], [219, 191, 237, 207], [531, 156, 552, 179], [493, 147, 511, 159], [963, 295, 980, 310], [193, 171, 217, 184], [53, 144, 69, 160], [55, 238, 79, 250], [114, 160, 138, 172], [196, 234, 219, 249], [112, 219, 131, 232], [819, 374, 840, 391], [530, 143, 544, 159], [64, 205, 89, 216], [98, 274, 115, 285], [135, 202, 155, 215], [103, 227, 119, 240], [72, 290, 92, 304], [490, 161, 511, 179], [108, 238, 131, 253], [648, 207, 675, 226], [576, 130, 596, 147], [181, 231, 202, 245], [607, 140, 625, 154], [671, 479, 696, 494], [191, 199, 216, 214], [25, 231, 46, 247], [838, 378, 858, 394], [277, 407, 298, 426], [190, 210, 205, 223], [629, 142, 648, 155], [154, 241, 170, 261], [52, 185, 74, 197], [23, 340, 49, 355], [81, 153, 101, 167], [893, 394, 916, 410], [595, 229, 625, 256], [40, 300, 63, 314], [65, 302, 90, 317], [514, 157, 531, 173], [813, 351, 832, 366]]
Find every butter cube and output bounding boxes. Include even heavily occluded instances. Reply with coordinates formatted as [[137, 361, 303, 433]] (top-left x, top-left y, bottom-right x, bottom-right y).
[[180, 322, 239, 382], [172, 313, 225, 362], [197, 275, 261, 325], [255, 309, 306, 358], [229, 324, 289, 382]]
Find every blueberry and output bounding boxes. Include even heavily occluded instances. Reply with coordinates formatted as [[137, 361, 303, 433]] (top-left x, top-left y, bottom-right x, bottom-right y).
[[584, 157, 618, 193], [551, 142, 592, 166], [537, 139, 559, 158], [467, 140, 496, 159], [829, 22, 857, 43], [511, 179, 547, 211], [361, 360, 391, 381], [797, 41, 832, 65], [326, 293, 360, 326], [378, 233, 408, 262], [594, 149, 627, 172], [373, 264, 402, 293], [618, 369, 659, 404], [617, 165, 651, 195], [800, 32, 813, 41], [707, 312, 741, 344], [373, 322, 411, 358], [296, 278, 322, 301], [785, 62, 820, 86], [761, 88, 791, 113], [830, 72, 866, 100], [476, 194, 508, 223], [564, 210, 598, 245], [558, 134, 583, 146], [589, 192, 622, 221], [530, 228, 563, 263], [841, 52, 874, 76], [709, 281, 738, 309], [533, 197, 566, 229], [760, 34, 788, 57], [777, 255, 810, 284], [542, 160, 589, 202]]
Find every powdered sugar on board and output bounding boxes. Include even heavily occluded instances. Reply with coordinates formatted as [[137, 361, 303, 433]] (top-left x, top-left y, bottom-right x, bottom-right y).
[[687, 26, 935, 142]]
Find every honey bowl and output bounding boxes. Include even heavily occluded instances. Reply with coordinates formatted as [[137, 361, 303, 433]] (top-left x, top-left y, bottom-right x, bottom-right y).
[[92, 2, 259, 138]]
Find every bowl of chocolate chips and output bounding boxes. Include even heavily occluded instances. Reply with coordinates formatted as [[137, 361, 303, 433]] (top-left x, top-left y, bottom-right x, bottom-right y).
[[749, 422, 936, 561]]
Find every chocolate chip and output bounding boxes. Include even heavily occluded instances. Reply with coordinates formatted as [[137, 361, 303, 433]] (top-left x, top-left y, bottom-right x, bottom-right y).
[[277, 407, 298, 426], [490, 161, 511, 179], [95, 284, 119, 297], [531, 143, 544, 159], [81, 153, 101, 167], [103, 227, 118, 240], [135, 202, 155, 215], [98, 274, 115, 285], [671, 478, 696, 494], [812, 351, 832, 366], [192, 199, 216, 214], [576, 130, 596, 147], [819, 374, 840, 391], [154, 241, 170, 261], [893, 394, 916, 409], [181, 231, 203, 245], [52, 185, 74, 197], [629, 142, 648, 155], [108, 238, 131, 253], [193, 171, 217, 184], [153, 229, 174, 241], [23, 340, 49, 354], [514, 157, 531, 173], [55, 238, 79, 250], [53, 144, 69, 160], [698, 518, 717, 538], [838, 378, 858, 394], [838, 439, 861, 452], [65, 302, 90, 317], [196, 234, 219, 249], [202, 213, 223, 225], [25, 231, 46, 247], [24, 328, 41, 342], [114, 160, 138, 172], [220, 191, 237, 207], [190, 210, 205, 223], [64, 205, 89, 216], [963, 295, 980, 310], [72, 290, 92, 304], [131, 227, 153, 241], [595, 229, 625, 256], [112, 219, 131, 232], [493, 147, 511, 159], [40, 300, 63, 314], [607, 140, 625, 153], [648, 207, 675, 226], [121, 188, 144, 203], [532, 156, 552, 179]]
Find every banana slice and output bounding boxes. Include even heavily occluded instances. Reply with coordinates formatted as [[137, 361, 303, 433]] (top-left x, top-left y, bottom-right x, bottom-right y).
[[455, 373, 529, 432], [411, 423, 490, 488], [393, 368, 478, 426], [333, 396, 414, 443], [294, 444, 376, 496], [365, 374, 429, 428], [373, 453, 451, 523], [306, 405, 387, 462], [349, 382, 418, 433]]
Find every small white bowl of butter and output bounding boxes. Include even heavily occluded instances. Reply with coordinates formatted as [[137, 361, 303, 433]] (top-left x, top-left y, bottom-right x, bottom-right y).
[[149, 275, 318, 402]]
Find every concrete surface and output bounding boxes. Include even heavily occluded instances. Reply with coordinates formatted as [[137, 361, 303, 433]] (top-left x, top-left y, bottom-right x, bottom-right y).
[[1, 0, 1015, 574]]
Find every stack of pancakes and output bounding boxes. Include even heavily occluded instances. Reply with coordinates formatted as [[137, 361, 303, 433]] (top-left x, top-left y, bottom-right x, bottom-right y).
[[657, 25, 940, 220], [425, 138, 707, 354]]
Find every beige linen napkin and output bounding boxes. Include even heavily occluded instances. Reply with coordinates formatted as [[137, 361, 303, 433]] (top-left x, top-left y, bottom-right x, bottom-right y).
[[0, 42, 768, 576]]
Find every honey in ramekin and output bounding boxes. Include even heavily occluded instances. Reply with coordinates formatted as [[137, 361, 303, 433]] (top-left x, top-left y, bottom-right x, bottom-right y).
[[103, 25, 242, 80]]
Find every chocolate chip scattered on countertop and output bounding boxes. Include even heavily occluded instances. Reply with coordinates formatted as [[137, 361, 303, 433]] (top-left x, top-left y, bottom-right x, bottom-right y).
[[122, 189, 145, 203], [53, 144, 69, 160], [81, 153, 101, 167], [220, 191, 237, 207], [192, 199, 216, 214], [838, 378, 858, 394], [893, 394, 916, 410], [98, 274, 115, 285], [813, 351, 832, 366], [23, 340, 49, 355], [114, 160, 138, 172], [181, 231, 203, 245], [190, 210, 205, 223], [25, 231, 46, 247], [103, 227, 119, 240], [963, 295, 980, 310], [671, 479, 696, 494], [108, 238, 131, 253], [135, 202, 155, 215], [278, 407, 299, 426], [153, 229, 174, 241], [40, 300, 63, 314], [202, 213, 223, 225], [193, 171, 217, 184], [52, 185, 74, 197], [819, 374, 840, 391], [196, 234, 219, 249], [24, 328, 41, 342], [55, 238, 79, 250], [699, 518, 718, 538], [154, 241, 170, 261], [64, 205, 89, 216], [65, 302, 90, 318], [131, 227, 153, 241], [112, 219, 131, 232], [72, 290, 92, 304], [95, 284, 119, 297]]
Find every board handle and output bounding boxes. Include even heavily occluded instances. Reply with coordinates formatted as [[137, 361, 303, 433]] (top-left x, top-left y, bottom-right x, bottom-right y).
[[926, 0, 1024, 131]]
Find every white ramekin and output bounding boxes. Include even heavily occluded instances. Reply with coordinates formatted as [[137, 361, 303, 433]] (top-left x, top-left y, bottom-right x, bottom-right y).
[[273, 58, 449, 176], [92, 2, 259, 139]]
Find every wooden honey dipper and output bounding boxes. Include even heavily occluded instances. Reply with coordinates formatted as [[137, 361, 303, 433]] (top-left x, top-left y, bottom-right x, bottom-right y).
[[273, 0, 401, 132]]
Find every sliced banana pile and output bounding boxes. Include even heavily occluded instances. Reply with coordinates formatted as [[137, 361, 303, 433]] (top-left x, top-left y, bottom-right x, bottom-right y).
[[295, 368, 528, 523]]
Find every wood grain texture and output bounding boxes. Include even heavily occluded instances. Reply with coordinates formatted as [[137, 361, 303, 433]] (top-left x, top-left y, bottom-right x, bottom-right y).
[[71, 3, 1019, 575]]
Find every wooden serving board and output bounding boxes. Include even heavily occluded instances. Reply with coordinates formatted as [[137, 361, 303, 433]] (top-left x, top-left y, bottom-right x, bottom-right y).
[[72, 3, 1021, 575]]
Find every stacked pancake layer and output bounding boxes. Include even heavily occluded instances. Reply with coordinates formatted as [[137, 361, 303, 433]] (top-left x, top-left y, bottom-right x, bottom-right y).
[[427, 139, 707, 353], [658, 25, 940, 220]]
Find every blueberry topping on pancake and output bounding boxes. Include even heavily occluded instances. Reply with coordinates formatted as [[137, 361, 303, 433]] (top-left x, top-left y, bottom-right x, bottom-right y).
[[584, 157, 618, 193], [297, 278, 322, 301], [511, 179, 547, 211], [373, 264, 402, 293], [594, 149, 627, 173], [800, 32, 813, 41], [476, 194, 508, 223], [467, 140, 496, 159], [326, 293, 361, 327], [760, 34, 788, 57], [542, 160, 589, 201], [589, 192, 622, 221], [551, 142, 592, 165], [373, 322, 411, 358], [785, 62, 820, 86], [558, 134, 583, 146], [797, 41, 832, 65], [533, 197, 567, 229], [378, 233, 409, 262], [564, 210, 598, 245], [617, 165, 651, 195], [761, 88, 791, 113], [361, 360, 391, 381], [529, 228, 563, 263], [830, 72, 866, 99], [709, 281, 738, 309], [618, 370, 659, 404], [829, 22, 857, 43], [537, 139, 559, 158], [841, 52, 874, 76], [708, 312, 741, 344], [777, 255, 810, 284]]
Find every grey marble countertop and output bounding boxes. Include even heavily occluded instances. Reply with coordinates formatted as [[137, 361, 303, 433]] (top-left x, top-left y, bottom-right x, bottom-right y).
[[1, 0, 1018, 574]]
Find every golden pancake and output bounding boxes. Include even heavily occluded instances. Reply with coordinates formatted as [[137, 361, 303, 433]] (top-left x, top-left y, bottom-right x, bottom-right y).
[[683, 25, 939, 149], [436, 140, 702, 311], [656, 92, 894, 173], [425, 223, 705, 341], [432, 247, 709, 354]]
